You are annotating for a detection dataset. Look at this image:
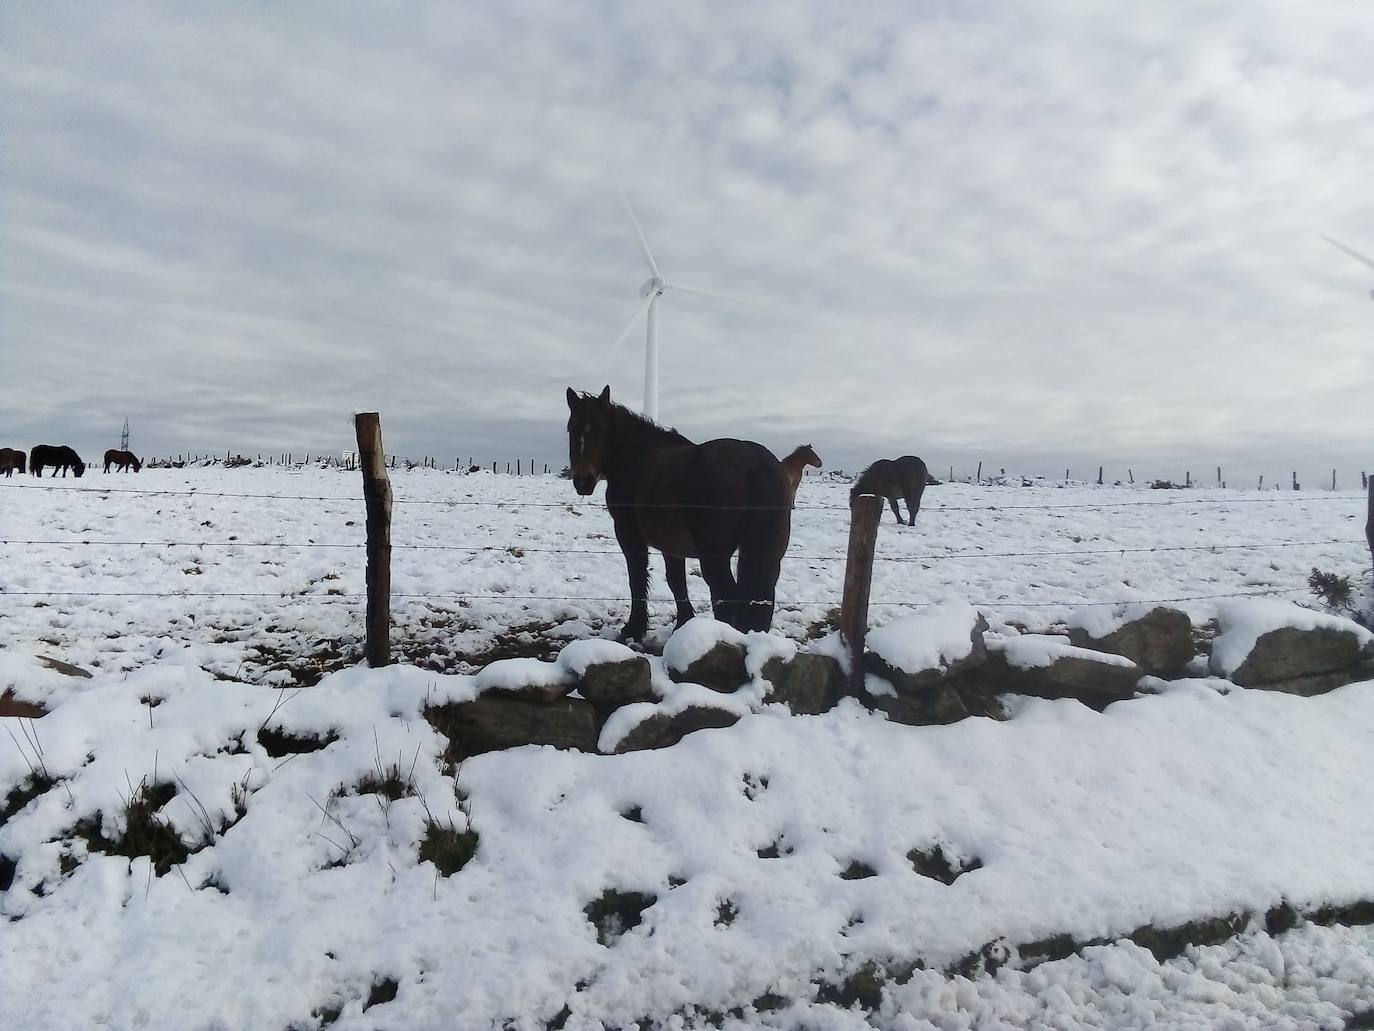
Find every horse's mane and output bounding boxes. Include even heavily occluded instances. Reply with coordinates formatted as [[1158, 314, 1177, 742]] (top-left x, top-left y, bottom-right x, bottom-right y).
[[603, 398, 694, 447]]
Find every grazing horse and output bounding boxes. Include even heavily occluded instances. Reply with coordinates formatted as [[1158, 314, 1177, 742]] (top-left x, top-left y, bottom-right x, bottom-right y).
[[851, 455, 929, 526], [566, 385, 792, 639], [103, 449, 142, 473], [780, 444, 822, 505], [0, 447, 25, 477], [29, 444, 85, 478]]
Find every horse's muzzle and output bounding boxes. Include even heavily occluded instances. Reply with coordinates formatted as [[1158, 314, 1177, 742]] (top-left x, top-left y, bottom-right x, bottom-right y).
[[573, 474, 597, 496]]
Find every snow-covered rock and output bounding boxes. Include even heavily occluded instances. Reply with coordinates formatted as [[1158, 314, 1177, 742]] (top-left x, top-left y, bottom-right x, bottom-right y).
[[985, 634, 1141, 707], [664, 617, 749, 692], [1210, 599, 1374, 689], [1068, 604, 1195, 676], [864, 601, 988, 693], [555, 640, 654, 708], [426, 695, 599, 760], [760, 652, 845, 715], [471, 656, 572, 702]]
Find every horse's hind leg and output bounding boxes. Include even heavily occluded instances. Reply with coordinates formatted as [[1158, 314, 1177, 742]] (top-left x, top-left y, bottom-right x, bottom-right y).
[[888, 496, 903, 524], [699, 553, 740, 629], [736, 545, 783, 633], [663, 555, 695, 629]]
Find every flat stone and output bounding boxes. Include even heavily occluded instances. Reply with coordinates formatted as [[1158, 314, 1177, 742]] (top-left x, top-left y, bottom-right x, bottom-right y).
[[36, 655, 92, 679], [983, 636, 1141, 708], [864, 614, 989, 695], [426, 694, 599, 761], [1224, 626, 1371, 688], [576, 656, 655, 708], [863, 683, 970, 726], [669, 640, 750, 693], [612, 705, 741, 753], [1068, 606, 1194, 676], [0, 690, 48, 719], [1237, 658, 1374, 696], [760, 653, 844, 715]]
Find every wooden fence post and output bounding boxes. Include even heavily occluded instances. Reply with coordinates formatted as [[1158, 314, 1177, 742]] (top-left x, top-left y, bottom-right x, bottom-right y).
[[840, 494, 883, 697], [1097, 466, 1103, 486], [1128, 469, 1134, 484], [1258, 475, 1263, 491], [1292, 471, 1299, 491], [1332, 468, 1337, 490], [1367, 478, 1374, 577], [354, 412, 392, 668]]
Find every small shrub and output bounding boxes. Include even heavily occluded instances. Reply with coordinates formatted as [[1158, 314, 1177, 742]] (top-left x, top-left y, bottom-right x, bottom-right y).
[[74, 779, 190, 877], [1308, 567, 1354, 610], [418, 819, 479, 877]]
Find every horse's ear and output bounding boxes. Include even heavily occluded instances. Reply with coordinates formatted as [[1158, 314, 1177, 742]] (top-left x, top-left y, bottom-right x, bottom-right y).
[[597, 385, 611, 405], [566, 387, 579, 410]]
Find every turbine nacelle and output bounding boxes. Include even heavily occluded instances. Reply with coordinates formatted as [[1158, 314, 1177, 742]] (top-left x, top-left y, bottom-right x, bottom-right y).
[[639, 276, 667, 299]]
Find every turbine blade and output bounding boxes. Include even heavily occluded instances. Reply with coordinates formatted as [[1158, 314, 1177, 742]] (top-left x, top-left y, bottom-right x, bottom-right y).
[[611, 170, 660, 278], [602, 293, 653, 360], [665, 281, 767, 310], [1321, 235, 1374, 273]]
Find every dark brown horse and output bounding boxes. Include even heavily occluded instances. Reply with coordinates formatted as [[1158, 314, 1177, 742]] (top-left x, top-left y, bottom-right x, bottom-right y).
[[0, 447, 25, 477], [780, 444, 822, 505], [566, 386, 792, 639], [29, 445, 85, 478], [851, 455, 929, 525], [103, 449, 142, 473]]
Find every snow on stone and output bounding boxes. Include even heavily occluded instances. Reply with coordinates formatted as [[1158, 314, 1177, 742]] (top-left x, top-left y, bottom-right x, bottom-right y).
[[990, 633, 1138, 670], [1067, 600, 1165, 639], [866, 600, 981, 674], [556, 638, 640, 677], [1210, 598, 1374, 678], [472, 655, 570, 695], [662, 616, 747, 673]]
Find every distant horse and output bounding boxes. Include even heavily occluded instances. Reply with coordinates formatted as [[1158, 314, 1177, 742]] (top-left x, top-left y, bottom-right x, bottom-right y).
[[103, 449, 142, 473], [780, 444, 822, 505], [29, 445, 85, 478], [566, 385, 792, 639], [0, 447, 25, 477], [851, 455, 929, 525]]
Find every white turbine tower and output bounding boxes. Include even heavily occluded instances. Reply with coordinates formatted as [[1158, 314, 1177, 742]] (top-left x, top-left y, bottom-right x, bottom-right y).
[[1320, 235, 1374, 300], [604, 175, 750, 422]]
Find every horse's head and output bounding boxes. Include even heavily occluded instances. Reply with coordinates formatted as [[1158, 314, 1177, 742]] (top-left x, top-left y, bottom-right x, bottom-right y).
[[566, 385, 612, 496], [800, 444, 822, 470], [131, 455, 142, 472], [72, 459, 86, 478]]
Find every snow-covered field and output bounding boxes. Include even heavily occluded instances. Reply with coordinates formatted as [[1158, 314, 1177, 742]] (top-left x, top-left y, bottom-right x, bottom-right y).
[[2, 467, 1368, 682], [3, 468, 1374, 1030]]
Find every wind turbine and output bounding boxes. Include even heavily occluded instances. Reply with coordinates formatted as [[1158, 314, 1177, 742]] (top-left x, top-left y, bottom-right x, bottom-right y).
[[604, 175, 752, 422], [1320, 235, 1374, 300]]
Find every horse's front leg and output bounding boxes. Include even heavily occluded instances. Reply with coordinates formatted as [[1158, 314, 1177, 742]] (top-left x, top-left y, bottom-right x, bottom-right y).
[[888, 496, 903, 524], [613, 518, 651, 642], [662, 555, 695, 629]]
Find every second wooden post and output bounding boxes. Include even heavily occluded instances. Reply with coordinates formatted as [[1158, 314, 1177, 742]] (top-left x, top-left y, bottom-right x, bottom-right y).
[[355, 412, 393, 667], [840, 494, 883, 696]]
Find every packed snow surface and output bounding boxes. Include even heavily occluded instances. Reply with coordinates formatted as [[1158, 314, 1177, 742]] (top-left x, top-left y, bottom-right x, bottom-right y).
[[4, 468, 1374, 1028]]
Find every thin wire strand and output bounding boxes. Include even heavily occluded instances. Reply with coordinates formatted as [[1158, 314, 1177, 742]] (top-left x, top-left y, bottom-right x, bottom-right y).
[[0, 537, 1363, 562], [1, 480, 1365, 512], [0, 586, 1310, 608]]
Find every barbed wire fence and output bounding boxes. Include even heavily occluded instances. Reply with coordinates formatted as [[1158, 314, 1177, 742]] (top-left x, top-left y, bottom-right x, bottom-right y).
[[3, 473, 1370, 654]]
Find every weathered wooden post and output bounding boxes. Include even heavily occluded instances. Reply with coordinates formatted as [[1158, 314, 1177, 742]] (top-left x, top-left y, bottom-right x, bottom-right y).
[[840, 494, 883, 697], [1331, 468, 1337, 491], [354, 412, 392, 668], [975, 461, 982, 482], [1292, 471, 1299, 491], [1128, 469, 1134, 484], [1097, 466, 1103, 486], [1217, 466, 1222, 487], [1367, 478, 1374, 577], [1258, 475, 1263, 491]]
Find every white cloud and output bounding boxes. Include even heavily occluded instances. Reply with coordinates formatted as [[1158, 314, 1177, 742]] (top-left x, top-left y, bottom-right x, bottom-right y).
[[1, 0, 1371, 483]]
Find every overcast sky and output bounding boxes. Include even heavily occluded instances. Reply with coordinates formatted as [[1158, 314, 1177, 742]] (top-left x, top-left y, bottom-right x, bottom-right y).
[[2, 1, 1371, 483]]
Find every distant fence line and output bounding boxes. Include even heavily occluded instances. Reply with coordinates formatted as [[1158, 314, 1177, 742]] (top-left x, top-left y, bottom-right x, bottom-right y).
[[113, 451, 1372, 493]]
